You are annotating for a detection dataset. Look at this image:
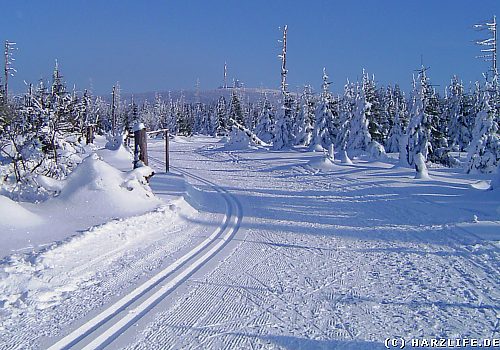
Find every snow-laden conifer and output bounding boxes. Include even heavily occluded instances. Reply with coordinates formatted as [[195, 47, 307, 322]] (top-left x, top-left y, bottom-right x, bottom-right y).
[[466, 83, 500, 173], [254, 95, 275, 143]]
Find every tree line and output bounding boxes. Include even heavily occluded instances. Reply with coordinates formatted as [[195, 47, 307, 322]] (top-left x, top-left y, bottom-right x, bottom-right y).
[[0, 59, 499, 197]]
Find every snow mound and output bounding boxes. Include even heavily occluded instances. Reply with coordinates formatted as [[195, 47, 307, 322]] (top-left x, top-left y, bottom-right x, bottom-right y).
[[470, 180, 491, 190], [36, 175, 64, 194], [223, 128, 254, 150], [338, 149, 353, 165], [0, 195, 43, 228], [96, 143, 133, 170], [368, 140, 387, 160], [53, 154, 161, 217], [310, 144, 325, 152], [414, 153, 430, 180], [307, 156, 340, 171]]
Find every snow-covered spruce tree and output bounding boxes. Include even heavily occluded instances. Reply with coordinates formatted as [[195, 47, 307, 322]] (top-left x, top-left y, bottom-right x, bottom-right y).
[[427, 91, 450, 165], [336, 81, 355, 162], [228, 90, 244, 126], [272, 92, 294, 150], [79, 89, 92, 136], [215, 96, 228, 136], [347, 82, 372, 152], [42, 60, 82, 175], [207, 105, 218, 136], [466, 83, 500, 173], [401, 71, 432, 167], [385, 86, 408, 153], [192, 102, 204, 134], [153, 93, 168, 131], [380, 85, 395, 148], [201, 105, 212, 135], [310, 68, 337, 150], [166, 92, 178, 135], [140, 100, 155, 132], [92, 95, 108, 134], [176, 97, 192, 136], [445, 76, 471, 152], [362, 70, 384, 145], [243, 98, 256, 131], [254, 95, 275, 143], [1, 63, 85, 186], [294, 85, 315, 146], [122, 98, 139, 143]]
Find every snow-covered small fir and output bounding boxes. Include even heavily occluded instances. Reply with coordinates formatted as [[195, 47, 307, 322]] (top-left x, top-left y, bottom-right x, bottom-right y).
[[254, 95, 275, 143], [466, 84, 500, 173], [310, 69, 337, 151]]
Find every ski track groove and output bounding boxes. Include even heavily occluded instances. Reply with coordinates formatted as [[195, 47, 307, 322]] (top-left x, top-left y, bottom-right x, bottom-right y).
[[0, 218, 200, 350], [23, 140, 496, 349], [42, 155, 243, 350]]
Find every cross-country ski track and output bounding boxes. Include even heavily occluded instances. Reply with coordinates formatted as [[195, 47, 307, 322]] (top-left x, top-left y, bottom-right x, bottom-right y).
[[45, 157, 242, 350], [2, 136, 499, 350]]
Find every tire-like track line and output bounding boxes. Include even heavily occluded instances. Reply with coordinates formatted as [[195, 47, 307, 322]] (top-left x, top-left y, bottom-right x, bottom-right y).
[[46, 157, 242, 350]]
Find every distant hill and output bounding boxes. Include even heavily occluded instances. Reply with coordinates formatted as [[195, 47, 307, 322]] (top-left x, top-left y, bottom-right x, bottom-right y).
[[120, 88, 284, 105]]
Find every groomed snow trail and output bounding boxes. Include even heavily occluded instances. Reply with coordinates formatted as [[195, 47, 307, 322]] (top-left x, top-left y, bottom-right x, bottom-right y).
[[120, 137, 499, 350], [43, 157, 242, 350], [0, 206, 207, 350]]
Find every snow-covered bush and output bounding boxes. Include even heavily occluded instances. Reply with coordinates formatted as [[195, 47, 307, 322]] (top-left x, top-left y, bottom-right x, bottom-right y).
[[225, 127, 251, 150]]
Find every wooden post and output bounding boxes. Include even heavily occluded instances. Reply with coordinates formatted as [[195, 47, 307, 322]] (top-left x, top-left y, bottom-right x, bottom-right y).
[[86, 125, 94, 144], [133, 123, 148, 168], [165, 129, 170, 173]]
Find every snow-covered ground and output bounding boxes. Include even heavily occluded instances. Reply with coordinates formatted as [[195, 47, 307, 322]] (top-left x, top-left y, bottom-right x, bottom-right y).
[[1, 136, 499, 349]]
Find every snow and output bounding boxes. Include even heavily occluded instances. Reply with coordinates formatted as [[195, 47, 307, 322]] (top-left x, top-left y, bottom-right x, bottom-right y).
[[0, 195, 43, 228], [490, 165, 500, 190], [311, 143, 325, 152], [96, 142, 133, 169], [0, 149, 161, 258], [1, 136, 500, 349], [414, 152, 431, 180], [133, 122, 146, 132], [307, 155, 340, 171], [223, 128, 255, 150], [55, 153, 160, 216]]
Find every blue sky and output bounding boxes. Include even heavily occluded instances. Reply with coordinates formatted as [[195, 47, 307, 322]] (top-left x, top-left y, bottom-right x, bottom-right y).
[[1, 0, 499, 95]]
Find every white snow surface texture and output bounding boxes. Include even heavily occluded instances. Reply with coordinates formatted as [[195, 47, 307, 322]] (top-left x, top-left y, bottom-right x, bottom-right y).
[[0, 136, 499, 350]]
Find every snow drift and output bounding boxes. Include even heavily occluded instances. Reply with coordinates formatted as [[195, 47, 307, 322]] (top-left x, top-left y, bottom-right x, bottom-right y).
[[0, 195, 43, 228], [53, 153, 161, 217]]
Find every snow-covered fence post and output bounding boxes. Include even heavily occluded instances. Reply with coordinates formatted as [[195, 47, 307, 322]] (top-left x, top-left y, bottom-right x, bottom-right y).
[[133, 122, 148, 169], [165, 129, 170, 173]]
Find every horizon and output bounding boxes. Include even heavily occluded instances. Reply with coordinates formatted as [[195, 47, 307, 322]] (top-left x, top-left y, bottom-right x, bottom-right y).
[[1, 1, 499, 96]]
